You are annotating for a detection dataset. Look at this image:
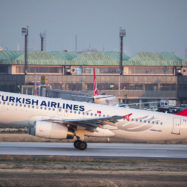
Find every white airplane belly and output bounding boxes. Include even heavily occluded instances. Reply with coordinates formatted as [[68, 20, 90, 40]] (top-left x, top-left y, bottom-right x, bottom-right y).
[[110, 116, 187, 141], [113, 130, 167, 141]]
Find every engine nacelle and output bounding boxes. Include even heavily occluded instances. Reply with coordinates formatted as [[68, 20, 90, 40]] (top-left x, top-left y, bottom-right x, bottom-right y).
[[28, 121, 74, 139]]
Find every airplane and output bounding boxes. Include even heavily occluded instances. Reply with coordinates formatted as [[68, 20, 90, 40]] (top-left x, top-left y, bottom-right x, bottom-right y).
[[93, 68, 119, 106], [92, 68, 159, 109], [0, 90, 187, 150]]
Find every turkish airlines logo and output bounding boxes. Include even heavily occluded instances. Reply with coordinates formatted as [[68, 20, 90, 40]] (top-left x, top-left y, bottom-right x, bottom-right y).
[[123, 113, 132, 121], [97, 110, 101, 114]]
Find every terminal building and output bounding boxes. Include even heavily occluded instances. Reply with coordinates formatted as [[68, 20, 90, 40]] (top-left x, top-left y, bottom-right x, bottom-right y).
[[0, 50, 187, 106]]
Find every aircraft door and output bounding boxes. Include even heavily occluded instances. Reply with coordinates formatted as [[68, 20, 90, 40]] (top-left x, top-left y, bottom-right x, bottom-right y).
[[172, 118, 181, 135]]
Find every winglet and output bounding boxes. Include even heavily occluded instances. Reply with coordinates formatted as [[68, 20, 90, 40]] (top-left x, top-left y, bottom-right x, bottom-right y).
[[123, 113, 132, 121]]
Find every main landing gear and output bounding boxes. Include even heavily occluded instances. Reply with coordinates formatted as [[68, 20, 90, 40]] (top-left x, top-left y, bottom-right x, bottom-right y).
[[74, 140, 87, 150]]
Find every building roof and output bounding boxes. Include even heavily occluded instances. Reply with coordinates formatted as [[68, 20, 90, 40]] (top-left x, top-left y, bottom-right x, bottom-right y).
[[0, 51, 23, 64], [127, 52, 183, 66], [102, 51, 130, 61], [157, 52, 182, 62], [71, 52, 119, 66], [48, 51, 78, 61], [15, 51, 63, 65], [182, 58, 187, 66], [0, 50, 186, 66]]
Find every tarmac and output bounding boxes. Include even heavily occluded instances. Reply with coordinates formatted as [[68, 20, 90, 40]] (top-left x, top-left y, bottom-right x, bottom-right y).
[[0, 142, 187, 159]]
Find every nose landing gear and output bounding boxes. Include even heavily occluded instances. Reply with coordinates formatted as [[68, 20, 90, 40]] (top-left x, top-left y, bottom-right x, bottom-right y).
[[74, 140, 87, 150]]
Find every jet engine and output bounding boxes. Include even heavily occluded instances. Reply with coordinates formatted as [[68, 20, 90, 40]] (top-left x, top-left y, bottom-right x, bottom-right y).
[[28, 121, 74, 139]]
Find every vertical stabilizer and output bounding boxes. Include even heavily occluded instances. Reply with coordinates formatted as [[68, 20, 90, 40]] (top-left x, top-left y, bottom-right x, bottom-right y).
[[34, 70, 37, 96], [93, 68, 98, 96]]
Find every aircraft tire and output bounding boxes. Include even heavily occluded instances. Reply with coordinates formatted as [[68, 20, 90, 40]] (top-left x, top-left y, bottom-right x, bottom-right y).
[[74, 140, 81, 149], [74, 140, 87, 150], [79, 141, 87, 150]]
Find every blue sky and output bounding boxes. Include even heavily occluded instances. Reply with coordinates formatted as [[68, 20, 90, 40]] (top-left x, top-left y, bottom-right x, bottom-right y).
[[0, 0, 187, 58]]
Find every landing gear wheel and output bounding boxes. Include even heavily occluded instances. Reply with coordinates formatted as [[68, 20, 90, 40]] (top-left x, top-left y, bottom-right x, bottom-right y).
[[74, 140, 87, 150], [79, 141, 87, 150], [74, 140, 81, 149]]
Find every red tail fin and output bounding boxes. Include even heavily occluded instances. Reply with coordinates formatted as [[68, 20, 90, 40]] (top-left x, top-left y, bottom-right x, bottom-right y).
[[174, 109, 187, 116], [93, 68, 98, 96], [34, 70, 37, 96]]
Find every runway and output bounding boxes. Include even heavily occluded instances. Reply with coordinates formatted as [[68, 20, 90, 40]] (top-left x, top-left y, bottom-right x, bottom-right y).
[[0, 142, 187, 159]]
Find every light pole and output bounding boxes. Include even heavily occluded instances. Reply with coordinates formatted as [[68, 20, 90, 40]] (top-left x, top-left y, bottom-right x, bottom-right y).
[[40, 32, 45, 51], [21, 26, 29, 74], [119, 28, 126, 75]]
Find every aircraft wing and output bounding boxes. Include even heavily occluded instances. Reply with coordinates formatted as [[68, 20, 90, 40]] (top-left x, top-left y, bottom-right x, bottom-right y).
[[44, 115, 124, 131]]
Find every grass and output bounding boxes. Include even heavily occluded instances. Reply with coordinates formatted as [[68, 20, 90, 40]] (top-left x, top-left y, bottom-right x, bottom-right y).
[[0, 155, 187, 186], [0, 155, 187, 165]]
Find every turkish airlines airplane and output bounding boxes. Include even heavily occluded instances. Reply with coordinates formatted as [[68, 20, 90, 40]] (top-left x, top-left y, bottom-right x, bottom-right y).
[[93, 68, 119, 106], [0, 91, 187, 150]]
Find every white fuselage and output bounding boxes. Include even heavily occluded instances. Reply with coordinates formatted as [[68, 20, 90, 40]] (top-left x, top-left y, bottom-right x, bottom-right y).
[[0, 91, 187, 141]]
